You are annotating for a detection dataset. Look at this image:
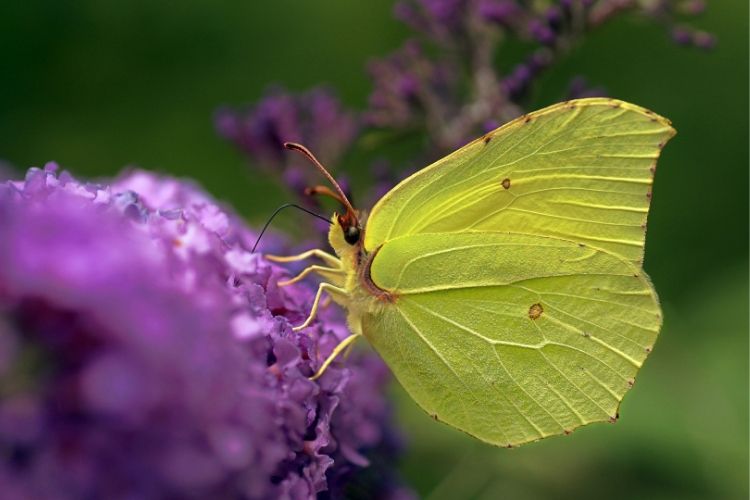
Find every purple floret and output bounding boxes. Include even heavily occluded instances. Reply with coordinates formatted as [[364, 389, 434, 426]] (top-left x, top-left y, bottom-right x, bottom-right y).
[[0, 164, 411, 499]]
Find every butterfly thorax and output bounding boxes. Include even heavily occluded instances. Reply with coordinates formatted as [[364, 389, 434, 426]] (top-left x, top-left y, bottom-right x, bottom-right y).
[[327, 213, 393, 334]]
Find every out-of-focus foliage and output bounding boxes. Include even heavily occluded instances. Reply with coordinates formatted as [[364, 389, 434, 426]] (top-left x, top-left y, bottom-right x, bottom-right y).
[[0, 1, 746, 498]]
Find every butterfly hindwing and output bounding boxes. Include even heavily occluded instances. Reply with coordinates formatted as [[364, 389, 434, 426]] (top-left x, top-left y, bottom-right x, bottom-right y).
[[362, 232, 660, 446]]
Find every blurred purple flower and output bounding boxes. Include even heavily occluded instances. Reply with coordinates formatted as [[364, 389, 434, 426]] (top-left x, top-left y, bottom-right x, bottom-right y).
[[528, 18, 557, 45], [214, 0, 714, 217], [365, 40, 456, 132], [501, 49, 553, 100], [671, 26, 716, 49], [671, 25, 694, 45], [0, 164, 411, 499], [394, 0, 469, 42], [692, 31, 716, 49], [373, 0, 715, 155], [679, 0, 706, 15], [477, 0, 521, 26], [216, 87, 358, 197]]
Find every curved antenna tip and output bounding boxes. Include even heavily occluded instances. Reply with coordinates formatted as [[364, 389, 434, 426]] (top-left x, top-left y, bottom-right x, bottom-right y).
[[251, 203, 331, 253], [281, 142, 357, 218]]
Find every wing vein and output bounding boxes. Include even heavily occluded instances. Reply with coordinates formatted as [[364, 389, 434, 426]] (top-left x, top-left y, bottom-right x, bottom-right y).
[[407, 299, 548, 437], [532, 322, 612, 418]]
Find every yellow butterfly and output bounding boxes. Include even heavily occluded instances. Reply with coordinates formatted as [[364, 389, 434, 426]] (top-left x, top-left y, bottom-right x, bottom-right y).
[[268, 97, 675, 447]]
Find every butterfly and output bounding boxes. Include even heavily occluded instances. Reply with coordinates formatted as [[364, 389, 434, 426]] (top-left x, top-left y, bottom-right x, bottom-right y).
[[268, 98, 675, 447]]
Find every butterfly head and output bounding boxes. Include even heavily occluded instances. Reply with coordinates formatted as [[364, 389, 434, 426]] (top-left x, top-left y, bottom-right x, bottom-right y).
[[337, 211, 361, 246], [327, 210, 366, 267], [283, 142, 363, 250]]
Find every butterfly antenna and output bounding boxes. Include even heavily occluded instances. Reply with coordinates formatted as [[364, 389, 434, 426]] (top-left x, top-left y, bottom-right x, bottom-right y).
[[251, 203, 331, 253], [304, 185, 351, 207], [283, 142, 357, 216]]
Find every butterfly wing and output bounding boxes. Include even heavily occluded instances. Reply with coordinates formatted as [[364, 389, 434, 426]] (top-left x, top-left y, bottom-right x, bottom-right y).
[[362, 232, 659, 446], [364, 98, 675, 265], [359, 98, 674, 446]]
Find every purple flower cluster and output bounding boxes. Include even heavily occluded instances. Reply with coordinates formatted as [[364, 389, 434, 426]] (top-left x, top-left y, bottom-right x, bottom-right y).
[[369, 0, 716, 152], [215, 83, 406, 215], [215, 87, 358, 197], [0, 164, 411, 499]]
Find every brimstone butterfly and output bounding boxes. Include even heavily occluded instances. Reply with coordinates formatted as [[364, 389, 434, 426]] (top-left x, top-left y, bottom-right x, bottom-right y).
[[268, 98, 675, 447]]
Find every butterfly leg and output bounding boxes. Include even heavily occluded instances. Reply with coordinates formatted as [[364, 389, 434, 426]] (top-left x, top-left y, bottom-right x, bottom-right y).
[[310, 333, 362, 381], [292, 283, 347, 332], [278, 265, 344, 287], [266, 249, 341, 268]]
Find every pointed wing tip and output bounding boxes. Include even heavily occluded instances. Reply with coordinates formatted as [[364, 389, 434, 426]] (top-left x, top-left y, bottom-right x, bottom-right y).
[[562, 97, 676, 133]]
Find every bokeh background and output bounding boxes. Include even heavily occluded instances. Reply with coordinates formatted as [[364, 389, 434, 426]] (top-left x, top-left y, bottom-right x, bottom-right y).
[[1, 1, 747, 498]]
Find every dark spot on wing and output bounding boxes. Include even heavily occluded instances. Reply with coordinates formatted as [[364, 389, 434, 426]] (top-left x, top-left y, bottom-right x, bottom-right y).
[[524, 115, 533, 123], [501, 178, 511, 190], [483, 135, 492, 144], [528, 303, 543, 320]]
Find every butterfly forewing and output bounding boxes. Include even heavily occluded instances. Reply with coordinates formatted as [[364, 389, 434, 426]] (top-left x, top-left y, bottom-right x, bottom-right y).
[[364, 98, 675, 265]]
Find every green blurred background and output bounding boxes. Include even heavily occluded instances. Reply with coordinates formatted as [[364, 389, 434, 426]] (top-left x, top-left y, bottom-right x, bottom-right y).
[[1, 1, 747, 498]]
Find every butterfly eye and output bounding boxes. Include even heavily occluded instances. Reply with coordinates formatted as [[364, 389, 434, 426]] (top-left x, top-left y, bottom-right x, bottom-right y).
[[344, 225, 360, 245]]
